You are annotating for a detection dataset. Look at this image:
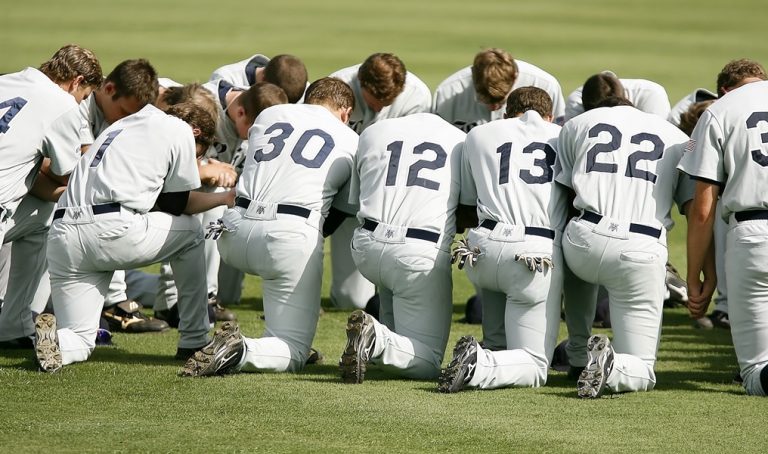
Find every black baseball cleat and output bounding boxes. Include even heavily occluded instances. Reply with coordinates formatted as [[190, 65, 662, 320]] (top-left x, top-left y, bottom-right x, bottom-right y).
[[708, 310, 731, 330], [34, 314, 62, 373], [208, 292, 237, 322], [577, 334, 614, 399], [437, 335, 478, 393], [178, 322, 245, 377], [103, 300, 169, 333], [305, 347, 324, 365], [339, 310, 376, 384]]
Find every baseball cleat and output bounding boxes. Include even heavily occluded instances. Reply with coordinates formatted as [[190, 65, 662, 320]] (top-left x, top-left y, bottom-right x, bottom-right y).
[[178, 322, 244, 377], [693, 316, 714, 330], [708, 310, 731, 330], [339, 310, 376, 384], [577, 334, 614, 399], [102, 300, 170, 333], [437, 335, 478, 393], [665, 262, 688, 305], [34, 314, 62, 373]]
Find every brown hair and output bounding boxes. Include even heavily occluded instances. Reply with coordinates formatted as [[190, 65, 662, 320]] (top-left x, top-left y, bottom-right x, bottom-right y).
[[506, 86, 553, 118], [105, 59, 159, 107], [678, 100, 715, 136], [716, 59, 768, 95], [236, 82, 289, 124], [582, 72, 625, 111], [39, 44, 102, 88], [159, 83, 218, 128], [166, 102, 216, 151], [594, 96, 634, 109], [472, 48, 517, 106], [264, 54, 308, 104], [357, 53, 406, 106], [305, 77, 355, 111]]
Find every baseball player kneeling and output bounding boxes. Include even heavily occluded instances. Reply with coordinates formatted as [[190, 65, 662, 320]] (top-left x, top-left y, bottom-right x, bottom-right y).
[[35, 102, 232, 372], [339, 112, 466, 383], [438, 87, 566, 393]]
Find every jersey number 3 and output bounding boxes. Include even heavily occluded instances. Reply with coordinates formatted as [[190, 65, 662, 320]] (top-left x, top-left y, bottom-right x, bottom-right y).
[[0, 97, 28, 134]]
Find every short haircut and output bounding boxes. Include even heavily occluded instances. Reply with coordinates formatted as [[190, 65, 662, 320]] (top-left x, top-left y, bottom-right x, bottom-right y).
[[716, 59, 768, 95], [236, 82, 289, 124], [472, 48, 518, 106], [263, 54, 308, 104], [105, 59, 159, 107], [594, 96, 634, 109], [160, 83, 218, 128], [305, 77, 355, 111], [165, 102, 216, 151], [582, 72, 625, 111], [506, 86, 553, 118], [678, 100, 715, 136], [357, 53, 406, 106], [39, 44, 102, 88]]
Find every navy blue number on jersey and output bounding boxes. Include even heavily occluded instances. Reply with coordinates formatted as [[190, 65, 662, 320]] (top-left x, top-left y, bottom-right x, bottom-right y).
[[89, 130, 123, 167], [384, 141, 447, 190], [747, 112, 768, 166], [497, 141, 556, 185], [585, 123, 664, 183], [253, 122, 334, 168], [0, 97, 28, 134]]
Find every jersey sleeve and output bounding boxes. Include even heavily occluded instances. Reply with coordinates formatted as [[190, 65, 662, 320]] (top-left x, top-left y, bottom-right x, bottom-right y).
[[348, 152, 361, 209], [564, 87, 584, 122], [554, 124, 576, 188], [42, 106, 84, 177], [677, 109, 725, 185], [162, 123, 202, 193], [459, 138, 478, 206], [673, 170, 696, 215]]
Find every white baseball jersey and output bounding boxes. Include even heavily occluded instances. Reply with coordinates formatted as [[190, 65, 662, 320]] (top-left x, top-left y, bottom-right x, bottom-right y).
[[158, 77, 182, 89], [78, 92, 108, 146], [210, 54, 270, 87], [557, 105, 690, 230], [667, 88, 718, 127], [59, 104, 201, 214], [460, 110, 568, 232], [329, 65, 432, 134], [351, 113, 466, 251], [0, 68, 81, 214], [237, 103, 359, 216], [432, 61, 566, 132], [564, 77, 671, 122], [679, 80, 768, 219], [202, 79, 247, 164]]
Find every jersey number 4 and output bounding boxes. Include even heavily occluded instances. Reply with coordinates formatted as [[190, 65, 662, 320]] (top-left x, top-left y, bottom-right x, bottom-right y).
[[89, 130, 123, 167], [0, 97, 28, 134], [585, 123, 664, 183]]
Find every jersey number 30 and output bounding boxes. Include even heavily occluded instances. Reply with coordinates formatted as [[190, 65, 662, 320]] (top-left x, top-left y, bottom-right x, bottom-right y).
[[253, 122, 334, 169]]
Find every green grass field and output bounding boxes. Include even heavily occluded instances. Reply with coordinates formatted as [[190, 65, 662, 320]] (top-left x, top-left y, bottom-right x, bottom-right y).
[[2, 0, 768, 452]]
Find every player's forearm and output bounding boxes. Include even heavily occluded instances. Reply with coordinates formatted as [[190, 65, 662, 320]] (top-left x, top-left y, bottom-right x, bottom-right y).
[[184, 190, 235, 214], [30, 171, 66, 203]]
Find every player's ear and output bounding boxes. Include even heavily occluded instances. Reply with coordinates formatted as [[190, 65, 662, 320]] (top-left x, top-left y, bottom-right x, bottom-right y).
[[191, 127, 202, 139], [340, 106, 352, 125], [65, 75, 85, 95], [103, 81, 117, 97]]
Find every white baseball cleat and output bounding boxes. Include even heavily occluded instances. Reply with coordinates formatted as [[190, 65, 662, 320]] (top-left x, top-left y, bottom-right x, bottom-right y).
[[665, 262, 688, 304], [438, 335, 478, 393], [577, 334, 614, 399], [339, 310, 376, 384], [34, 313, 62, 373], [178, 322, 244, 377]]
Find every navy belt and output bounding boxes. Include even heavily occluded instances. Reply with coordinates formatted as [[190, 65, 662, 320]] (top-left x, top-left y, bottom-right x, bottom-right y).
[[734, 210, 768, 222], [53, 202, 121, 221], [479, 219, 555, 239], [362, 218, 440, 243], [580, 210, 661, 239], [235, 197, 311, 219]]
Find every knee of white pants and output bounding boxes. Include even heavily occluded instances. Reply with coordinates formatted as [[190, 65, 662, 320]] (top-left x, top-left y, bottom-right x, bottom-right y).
[[58, 327, 96, 365]]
